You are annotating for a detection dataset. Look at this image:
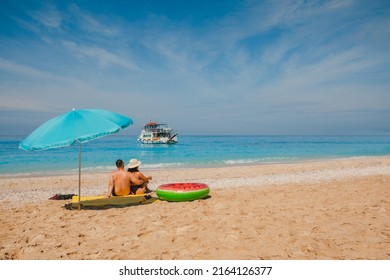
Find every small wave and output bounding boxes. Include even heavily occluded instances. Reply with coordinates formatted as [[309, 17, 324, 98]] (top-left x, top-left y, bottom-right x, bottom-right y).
[[224, 159, 262, 165], [142, 162, 190, 170], [223, 157, 297, 165], [82, 165, 112, 172], [83, 163, 192, 171]]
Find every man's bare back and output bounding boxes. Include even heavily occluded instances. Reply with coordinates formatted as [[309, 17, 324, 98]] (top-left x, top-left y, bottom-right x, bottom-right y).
[[107, 159, 131, 196]]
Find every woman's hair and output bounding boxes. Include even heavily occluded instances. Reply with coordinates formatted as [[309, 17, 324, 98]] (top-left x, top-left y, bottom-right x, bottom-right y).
[[127, 167, 139, 173]]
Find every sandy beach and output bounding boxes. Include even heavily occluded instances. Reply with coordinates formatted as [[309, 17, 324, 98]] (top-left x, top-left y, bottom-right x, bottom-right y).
[[0, 156, 389, 260]]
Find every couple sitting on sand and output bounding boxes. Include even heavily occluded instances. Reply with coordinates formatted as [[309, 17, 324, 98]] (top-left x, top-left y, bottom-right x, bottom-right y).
[[107, 158, 152, 197]]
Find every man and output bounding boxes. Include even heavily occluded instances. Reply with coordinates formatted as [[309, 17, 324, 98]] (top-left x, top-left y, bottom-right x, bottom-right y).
[[107, 159, 131, 197]]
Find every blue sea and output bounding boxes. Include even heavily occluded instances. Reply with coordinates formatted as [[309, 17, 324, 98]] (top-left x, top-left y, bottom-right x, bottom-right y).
[[1, 135, 390, 176]]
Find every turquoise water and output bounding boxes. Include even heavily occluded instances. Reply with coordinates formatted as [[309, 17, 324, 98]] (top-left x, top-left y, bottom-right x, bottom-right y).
[[1, 135, 390, 175]]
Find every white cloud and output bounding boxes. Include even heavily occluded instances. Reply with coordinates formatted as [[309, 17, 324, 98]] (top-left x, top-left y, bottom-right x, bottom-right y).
[[0, 58, 51, 79], [69, 4, 120, 37], [62, 41, 137, 70], [30, 4, 63, 29]]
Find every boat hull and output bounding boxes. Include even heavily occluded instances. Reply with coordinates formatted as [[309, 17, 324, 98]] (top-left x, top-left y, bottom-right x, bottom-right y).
[[138, 137, 177, 144]]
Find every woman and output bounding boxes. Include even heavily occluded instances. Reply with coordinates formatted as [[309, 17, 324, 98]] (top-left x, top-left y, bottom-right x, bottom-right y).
[[127, 158, 153, 195]]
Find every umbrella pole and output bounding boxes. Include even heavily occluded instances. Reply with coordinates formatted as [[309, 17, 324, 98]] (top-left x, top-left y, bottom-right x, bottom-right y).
[[78, 143, 82, 210]]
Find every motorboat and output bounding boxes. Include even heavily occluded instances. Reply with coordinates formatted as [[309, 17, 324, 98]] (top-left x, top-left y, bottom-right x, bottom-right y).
[[138, 121, 178, 144]]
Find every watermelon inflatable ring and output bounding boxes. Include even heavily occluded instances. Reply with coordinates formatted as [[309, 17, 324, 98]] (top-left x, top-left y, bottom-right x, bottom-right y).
[[156, 183, 210, 202]]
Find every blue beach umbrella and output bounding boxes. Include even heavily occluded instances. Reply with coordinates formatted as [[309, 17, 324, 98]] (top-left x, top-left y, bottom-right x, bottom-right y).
[[19, 109, 133, 207]]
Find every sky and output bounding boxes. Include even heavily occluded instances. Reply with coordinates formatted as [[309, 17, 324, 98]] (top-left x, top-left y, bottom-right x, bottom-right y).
[[0, 0, 390, 136]]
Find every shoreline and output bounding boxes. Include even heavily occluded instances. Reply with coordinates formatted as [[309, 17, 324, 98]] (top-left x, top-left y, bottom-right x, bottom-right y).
[[1, 156, 390, 204], [1, 154, 389, 179], [1, 156, 389, 260]]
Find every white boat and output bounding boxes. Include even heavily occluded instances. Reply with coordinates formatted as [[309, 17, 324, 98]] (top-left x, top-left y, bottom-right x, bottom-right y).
[[138, 121, 178, 144]]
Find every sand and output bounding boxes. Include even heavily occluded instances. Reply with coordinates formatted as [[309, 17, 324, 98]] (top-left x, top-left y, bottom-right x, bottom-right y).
[[0, 156, 389, 260]]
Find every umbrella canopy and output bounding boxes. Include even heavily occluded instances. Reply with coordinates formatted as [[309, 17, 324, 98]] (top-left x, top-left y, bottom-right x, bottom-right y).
[[19, 109, 132, 151], [19, 109, 133, 207]]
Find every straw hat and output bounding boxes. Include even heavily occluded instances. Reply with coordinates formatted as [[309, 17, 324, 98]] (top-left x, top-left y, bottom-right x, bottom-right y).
[[127, 158, 142, 169]]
